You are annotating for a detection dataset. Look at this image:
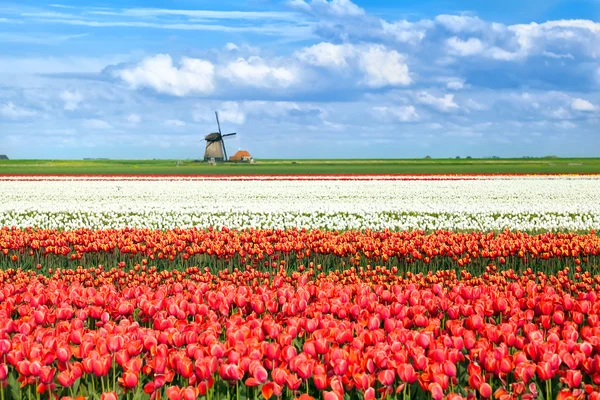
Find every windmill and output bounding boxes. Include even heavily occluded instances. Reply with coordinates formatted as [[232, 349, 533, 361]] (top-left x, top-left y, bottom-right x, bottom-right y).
[[203, 111, 236, 162]]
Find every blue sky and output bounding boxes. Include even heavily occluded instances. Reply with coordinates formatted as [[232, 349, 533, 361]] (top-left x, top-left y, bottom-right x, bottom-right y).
[[1, 0, 599, 159]]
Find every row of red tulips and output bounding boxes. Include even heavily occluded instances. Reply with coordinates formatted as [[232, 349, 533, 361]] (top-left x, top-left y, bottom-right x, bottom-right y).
[[1, 261, 600, 399], [1, 227, 599, 276]]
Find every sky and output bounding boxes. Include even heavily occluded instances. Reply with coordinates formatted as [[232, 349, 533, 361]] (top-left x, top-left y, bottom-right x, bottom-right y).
[[1, 0, 600, 159]]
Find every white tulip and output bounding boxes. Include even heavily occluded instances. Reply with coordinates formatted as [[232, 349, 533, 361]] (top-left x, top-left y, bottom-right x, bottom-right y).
[[0, 175, 599, 231]]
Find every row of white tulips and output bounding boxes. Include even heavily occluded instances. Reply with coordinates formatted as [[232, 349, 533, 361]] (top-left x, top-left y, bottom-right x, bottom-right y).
[[1, 177, 599, 231]]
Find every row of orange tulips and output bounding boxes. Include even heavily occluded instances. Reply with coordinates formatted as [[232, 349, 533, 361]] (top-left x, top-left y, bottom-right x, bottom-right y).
[[1, 227, 599, 277]]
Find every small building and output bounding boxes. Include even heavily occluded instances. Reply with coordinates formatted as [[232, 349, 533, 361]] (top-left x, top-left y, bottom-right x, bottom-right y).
[[230, 150, 252, 162]]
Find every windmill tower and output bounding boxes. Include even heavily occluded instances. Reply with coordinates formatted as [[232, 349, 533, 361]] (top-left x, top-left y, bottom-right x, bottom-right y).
[[203, 111, 236, 162]]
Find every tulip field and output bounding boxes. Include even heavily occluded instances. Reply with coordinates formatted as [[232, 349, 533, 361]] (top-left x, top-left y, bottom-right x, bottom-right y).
[[1, 174, 600, 400]]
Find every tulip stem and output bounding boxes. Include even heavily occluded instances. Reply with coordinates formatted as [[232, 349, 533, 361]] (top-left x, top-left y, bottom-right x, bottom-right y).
[[113, 356, 116, 392]]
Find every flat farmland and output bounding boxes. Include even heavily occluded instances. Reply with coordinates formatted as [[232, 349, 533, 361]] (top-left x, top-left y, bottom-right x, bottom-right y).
[[2, 157, 600, 175]]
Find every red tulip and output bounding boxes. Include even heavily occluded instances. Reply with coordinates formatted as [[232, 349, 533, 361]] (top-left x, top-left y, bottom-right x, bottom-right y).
[[0, 364, 8, 381], [323, 391, 341, 400], [398, 363, 417, 384], [166, 386, 181, 400], [429, 382, 444, 400], [479, 383, 492, 398], [565, 370, 582, 388], [119, 371, 138, 389]]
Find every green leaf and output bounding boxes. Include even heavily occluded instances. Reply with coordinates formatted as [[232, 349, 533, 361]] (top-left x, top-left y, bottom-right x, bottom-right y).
[[72, 377, 81, 398], [132, 386, 145, 400], [8, 371, 21, 400]]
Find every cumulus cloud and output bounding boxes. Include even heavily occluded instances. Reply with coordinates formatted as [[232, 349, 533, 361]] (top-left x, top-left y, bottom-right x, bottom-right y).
[[438, 18, 600, 63], [297, 43, 411, 88], [446, 78, 465, 90], [373, 105, 419, 122], [224, 43, 239, 51], [435, 15, 487, 34], [446, 37, 485, 57], [286, 0, 312, 12], [218, 102, 246, 124], [380, 20, 433, 45], [292, 0, 364, 17], [115, 54, 215, 96], [571, 98, 596, 112], [416, 92, 458, 112], [313, 0, 364, 17], [60, 90, 83, 111], [82, 118, 112, 129], [357, 46, 412, 87], [296, 42, 354, 68], [0, 102, 36, 118], [219, 56, 297, 88]]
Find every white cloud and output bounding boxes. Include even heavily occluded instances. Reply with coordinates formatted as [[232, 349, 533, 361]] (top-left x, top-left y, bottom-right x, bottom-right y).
[[126, 113, 141, 123], [446, 78, 465, 90], [165, 119, 186, 126], [218, 102, 246, 124], [224, 43, 239, 51], [435, 15, 487, 33], [116, 54, 215, 96], [296, 43, 354, 68], [60, 90, 83, 111], [373, 105, 419, 122], [286, 0, 311, 12], [380, 20, 433, 45], [357, 45, 411, 87], [0, 102, 36, 118], [310, 0, 365, 17], [446, 37, 485, 57], [219, 56, 297, 88], [296, 43, 411, 88], [416, 92, 458, 112], [440, 18, 600, 62], [465, 99, 487, 111], [571, 98, 596, 112], [82, 119, 112, 129], [548, 107, 572, 119]]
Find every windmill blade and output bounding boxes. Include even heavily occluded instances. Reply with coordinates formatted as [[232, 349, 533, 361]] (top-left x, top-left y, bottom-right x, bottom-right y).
[[222, 132, 236, 137], [222, 140, 228, 161], [215, 111, 222, 135]]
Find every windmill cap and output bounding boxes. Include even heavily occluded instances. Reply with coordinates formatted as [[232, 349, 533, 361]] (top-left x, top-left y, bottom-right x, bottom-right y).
[[205, 132, 221, 140]]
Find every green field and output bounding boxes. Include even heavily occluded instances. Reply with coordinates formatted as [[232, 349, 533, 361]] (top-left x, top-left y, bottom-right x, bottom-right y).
[[1, 158, 600, 175]]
